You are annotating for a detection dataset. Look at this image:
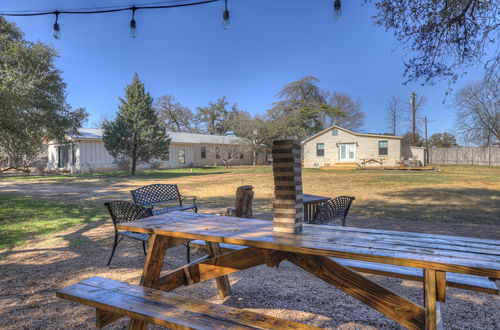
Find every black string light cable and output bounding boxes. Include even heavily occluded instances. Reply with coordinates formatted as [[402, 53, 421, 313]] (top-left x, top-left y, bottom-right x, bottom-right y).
[[0, 0, 224, 38], [0, 0, 343, 38]]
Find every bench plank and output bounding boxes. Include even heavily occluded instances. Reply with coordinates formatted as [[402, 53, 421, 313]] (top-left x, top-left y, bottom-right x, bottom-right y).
[[57, 277, 317, 330]]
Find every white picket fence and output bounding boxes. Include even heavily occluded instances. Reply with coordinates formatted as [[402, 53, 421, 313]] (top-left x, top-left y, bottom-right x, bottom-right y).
[[428, 147, 500, 166]]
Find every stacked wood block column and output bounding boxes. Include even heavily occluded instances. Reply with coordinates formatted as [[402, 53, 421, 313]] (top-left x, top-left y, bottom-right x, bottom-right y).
[[272, 140, 303, 234]]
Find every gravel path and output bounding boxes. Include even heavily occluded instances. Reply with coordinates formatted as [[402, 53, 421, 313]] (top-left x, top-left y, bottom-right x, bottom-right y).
[[1, 214, 499, 329]]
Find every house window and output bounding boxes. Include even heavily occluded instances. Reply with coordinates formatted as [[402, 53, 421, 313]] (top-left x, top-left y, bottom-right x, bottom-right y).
[[332, 128, 338, 136], [178, 149, 185, 164], [316, 143, 325, 157], [378, 141, 388, 156], [240, 152, 244, 159], [71, 144, 77, 165], [201, 147, 206, 159], [58, 146, 68, 168]]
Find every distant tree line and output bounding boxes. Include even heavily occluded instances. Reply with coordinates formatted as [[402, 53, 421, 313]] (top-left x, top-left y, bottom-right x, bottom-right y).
[[384, 73, 498, 148], [155, 75, 365, 141]]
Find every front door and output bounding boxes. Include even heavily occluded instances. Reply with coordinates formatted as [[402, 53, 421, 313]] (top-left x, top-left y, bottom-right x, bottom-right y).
[[339, 143, 356, 162]]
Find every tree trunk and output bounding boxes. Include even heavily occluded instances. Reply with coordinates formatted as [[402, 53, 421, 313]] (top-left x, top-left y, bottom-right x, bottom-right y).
[[252, 151, 257, 166], [235, 185, 253, 218], [131, 157, 137, 175]]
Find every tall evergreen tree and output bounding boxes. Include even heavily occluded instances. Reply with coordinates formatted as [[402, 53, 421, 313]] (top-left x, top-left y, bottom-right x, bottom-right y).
[[103, 73, 170, 175]]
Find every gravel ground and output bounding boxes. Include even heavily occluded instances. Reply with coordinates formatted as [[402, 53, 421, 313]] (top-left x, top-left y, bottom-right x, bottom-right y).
[[1, 214, 499, 330]]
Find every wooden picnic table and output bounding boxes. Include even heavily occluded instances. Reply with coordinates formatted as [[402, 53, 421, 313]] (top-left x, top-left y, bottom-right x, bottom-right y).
[[302, 193, 330, 222], [117, 211, 500, 330]]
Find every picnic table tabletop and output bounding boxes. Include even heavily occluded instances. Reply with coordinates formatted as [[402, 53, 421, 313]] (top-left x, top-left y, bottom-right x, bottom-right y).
[[302, 193, 330, 204], [117, 211, 500, 278]]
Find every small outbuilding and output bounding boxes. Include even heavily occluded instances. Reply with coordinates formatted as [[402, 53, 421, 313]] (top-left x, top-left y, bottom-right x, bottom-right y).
[[46, 128, 266, 173], [301, 125, 421, 168]]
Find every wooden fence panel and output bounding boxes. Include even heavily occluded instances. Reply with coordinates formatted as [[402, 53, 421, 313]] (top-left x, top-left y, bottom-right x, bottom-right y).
[[428, 147, 500, 166]]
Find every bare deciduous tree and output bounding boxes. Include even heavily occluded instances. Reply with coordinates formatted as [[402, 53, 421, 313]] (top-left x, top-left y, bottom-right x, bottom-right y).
[[230, 111, 272, 165], [155, 94, 195, 132], [454, 76, 499, 146], [372, 0, 500, 85], [385, 96, 403, 135], [207, 137, 249, 168], [327, 92, 365, 131]]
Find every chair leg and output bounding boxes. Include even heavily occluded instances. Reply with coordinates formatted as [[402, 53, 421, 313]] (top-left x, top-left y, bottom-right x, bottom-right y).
[[142, 241, 147, 255], [186, 242, 191, 263], [107, 233, 120, 266]]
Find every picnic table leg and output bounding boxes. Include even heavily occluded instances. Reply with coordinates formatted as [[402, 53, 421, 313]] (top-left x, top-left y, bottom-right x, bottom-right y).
[[424, 269, 444, 330], [129, 234, 170, 329], [205, 241, 232, 297]]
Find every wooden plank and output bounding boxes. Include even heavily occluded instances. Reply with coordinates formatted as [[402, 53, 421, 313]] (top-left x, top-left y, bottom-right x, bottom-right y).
[[436, 271, 446, 302], [286, 253, 425, 329], [85, 277, 319, 330], [205, 241, 232, 298], [141, 234, 169, 288], [331, 258, 499, 295], [96, 308, 122, 328], [116, 213, 500, 278], [156, 247, 268, 292], [189, 241, 499, 295], [59, 279, 317, 330], [134, 234, 170, 329], [424, 269, 438, 330], [128, 319, 147, 330]]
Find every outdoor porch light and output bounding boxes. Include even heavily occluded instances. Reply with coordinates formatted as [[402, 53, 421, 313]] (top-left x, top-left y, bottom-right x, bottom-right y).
[[222, 0, 230, 30], [333, 0, 341, 20], [130, 6, 137, 38], [53, 11, 61, 39]]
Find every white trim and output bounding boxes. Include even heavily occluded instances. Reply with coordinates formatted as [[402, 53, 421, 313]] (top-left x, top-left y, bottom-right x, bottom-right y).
[[301, 125, 403, 144]]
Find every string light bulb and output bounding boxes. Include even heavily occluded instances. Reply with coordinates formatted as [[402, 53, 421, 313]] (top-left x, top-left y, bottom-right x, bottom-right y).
[[333, 0, 341, 20], [130, 7, 137, 38], [222, 0, 230, 30], [53, 11, 61, 39]]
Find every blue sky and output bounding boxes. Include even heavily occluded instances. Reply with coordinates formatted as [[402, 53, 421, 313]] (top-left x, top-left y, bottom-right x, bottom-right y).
[[2, 0, 488, 136]]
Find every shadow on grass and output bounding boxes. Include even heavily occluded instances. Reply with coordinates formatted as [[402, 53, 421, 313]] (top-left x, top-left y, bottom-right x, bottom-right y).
[[354, 187, 500, 224], [0, 194, 108, 250]]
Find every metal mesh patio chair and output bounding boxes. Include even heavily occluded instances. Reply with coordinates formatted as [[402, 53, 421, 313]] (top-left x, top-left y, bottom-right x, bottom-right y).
[[131, 184, 197, 215], [104, 201, 153, 265], [309, 196, 355, 227]]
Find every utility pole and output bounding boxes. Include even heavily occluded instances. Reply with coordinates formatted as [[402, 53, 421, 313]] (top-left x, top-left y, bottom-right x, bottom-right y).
[[410, 91, 417, 146], [424, 116, 428, 165]]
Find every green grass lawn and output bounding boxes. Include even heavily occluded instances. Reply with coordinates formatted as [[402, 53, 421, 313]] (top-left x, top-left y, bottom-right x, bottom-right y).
[[0, 195, 106, 250]]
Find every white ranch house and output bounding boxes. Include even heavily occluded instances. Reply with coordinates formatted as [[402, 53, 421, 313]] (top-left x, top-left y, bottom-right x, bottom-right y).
[[301, 125, 424, 168], [47, 128, 266, 173]]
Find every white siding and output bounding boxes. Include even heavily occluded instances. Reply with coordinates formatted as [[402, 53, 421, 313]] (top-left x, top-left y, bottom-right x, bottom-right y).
[[302, 128, 402, 168]]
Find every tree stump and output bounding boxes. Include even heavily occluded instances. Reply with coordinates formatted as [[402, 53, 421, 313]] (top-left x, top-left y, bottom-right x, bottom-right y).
[[272, 140, 303, 234], [234, 185, 254, 218]]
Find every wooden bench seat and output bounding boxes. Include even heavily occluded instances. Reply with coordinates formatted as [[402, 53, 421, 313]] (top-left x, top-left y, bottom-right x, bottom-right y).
[[190, 240, 499, 295], [57, 276, 317, 329]]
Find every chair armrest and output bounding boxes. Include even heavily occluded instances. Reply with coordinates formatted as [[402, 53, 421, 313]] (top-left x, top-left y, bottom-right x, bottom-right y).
[[180, 195, 197, 203]]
